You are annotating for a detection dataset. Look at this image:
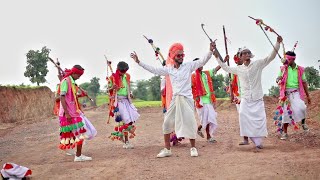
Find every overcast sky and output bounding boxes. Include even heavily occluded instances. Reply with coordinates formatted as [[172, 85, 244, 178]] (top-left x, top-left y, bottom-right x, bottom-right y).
[[0, 0, 319, 93]]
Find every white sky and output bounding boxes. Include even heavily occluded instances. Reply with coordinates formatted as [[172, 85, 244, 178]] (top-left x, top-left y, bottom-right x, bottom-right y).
[[0, 0, 319, 93]]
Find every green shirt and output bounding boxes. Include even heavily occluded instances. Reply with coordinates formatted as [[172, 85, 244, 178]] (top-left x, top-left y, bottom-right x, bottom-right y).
[[60, 76, 75, 95], [108, 74, 128, 96], [278, 65, 306, 89], [200, 69, 214, 104]]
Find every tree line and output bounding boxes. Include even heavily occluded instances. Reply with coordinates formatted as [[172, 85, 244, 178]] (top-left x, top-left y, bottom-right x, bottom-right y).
[[23, 46, 320, 103]]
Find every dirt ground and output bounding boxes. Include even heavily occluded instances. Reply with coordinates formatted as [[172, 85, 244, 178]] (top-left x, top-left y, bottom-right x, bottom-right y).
[[1, 100, 320, 180]]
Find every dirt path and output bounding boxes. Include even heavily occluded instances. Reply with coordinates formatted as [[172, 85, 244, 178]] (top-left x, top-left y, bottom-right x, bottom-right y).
[[1, 104, 320, 180]]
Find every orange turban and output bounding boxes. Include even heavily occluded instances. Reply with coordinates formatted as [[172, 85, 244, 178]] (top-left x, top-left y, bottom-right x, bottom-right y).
[[165, 43, 184, 109]]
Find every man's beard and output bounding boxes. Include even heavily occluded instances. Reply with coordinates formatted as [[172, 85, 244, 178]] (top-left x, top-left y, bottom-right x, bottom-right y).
[[175, 59, 183, 65]]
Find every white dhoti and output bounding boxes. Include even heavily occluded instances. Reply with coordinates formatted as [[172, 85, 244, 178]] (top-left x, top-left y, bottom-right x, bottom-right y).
[[196, 104, 218, 136], [117, 96, 140, 124], [163, 95, 197, 139], [239, 98, 268, 141], [282, 90, 306, 124], [80, 113, 97, 140]]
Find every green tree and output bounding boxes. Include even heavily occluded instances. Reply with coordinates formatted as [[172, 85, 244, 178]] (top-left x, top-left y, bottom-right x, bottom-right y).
[[79, 77, 100, 106], [147, 75, 161, 101], [268, 85, 280, 96], [133, 80, 148, 100], [79, 82, 91, 91], [88, 77, 100, 97], [212, 74, 228, 98], [24, 46, 51, 86], [304, 66, 320, 91]]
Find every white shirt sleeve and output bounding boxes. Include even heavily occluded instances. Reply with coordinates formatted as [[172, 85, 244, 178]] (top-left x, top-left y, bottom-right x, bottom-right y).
[[189, 51, 213, 72], [215, 56, 238, 74], [257, 42, 280, 68], [138, 61, 169, 76]]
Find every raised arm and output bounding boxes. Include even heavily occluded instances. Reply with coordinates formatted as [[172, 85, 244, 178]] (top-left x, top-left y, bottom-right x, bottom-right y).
[[259, 36, 282, 68], [130, 51, 169, 76], [215, 54, 238, 74], [190, 42, 216, 71], [190, 51, 213, 71]]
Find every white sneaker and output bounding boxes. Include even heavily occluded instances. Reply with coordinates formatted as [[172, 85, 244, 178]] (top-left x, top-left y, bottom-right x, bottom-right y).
[[190, 147, 198, 157], [74, 154, 92, 162], [156, 148, 172, 158], [123, 142, 134, 149], [65, 149, 75, 156]]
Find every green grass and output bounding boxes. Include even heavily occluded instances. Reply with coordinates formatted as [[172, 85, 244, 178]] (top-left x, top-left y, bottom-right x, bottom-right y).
[[133, 101, 161, 108], [96, 94, 109, 106], [95, 94, 161, 108]]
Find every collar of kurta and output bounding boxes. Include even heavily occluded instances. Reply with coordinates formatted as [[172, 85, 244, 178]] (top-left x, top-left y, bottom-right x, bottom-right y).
[[174, 63, 186, 69]]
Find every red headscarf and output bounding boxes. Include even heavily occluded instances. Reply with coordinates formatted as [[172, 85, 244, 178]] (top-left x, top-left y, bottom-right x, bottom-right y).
[[63, 67, 84, 78], [165, 43, 184, 109], [112, 69, 127, 88], [234, 55, 240, 64]]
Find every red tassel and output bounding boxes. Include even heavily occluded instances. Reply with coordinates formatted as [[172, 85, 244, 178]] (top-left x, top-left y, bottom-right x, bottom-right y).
[[58, 144, 64, 149], [4, 163, 13, 170], [25, 169, 32, 176], [79, 128, 84, 133]]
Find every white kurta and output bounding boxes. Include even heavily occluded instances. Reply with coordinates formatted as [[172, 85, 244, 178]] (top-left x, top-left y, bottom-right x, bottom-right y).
[[282, 89, 307, 123], [138, 51, 213, 100], [216, 42, 280, 138], [138, 51, 213, 138]]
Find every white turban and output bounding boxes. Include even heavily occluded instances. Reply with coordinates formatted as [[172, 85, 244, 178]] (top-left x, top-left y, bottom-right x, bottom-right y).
[[239, 47, 255, 58]]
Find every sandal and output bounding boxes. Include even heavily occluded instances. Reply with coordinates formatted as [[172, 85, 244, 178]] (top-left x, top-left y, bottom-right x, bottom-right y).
[[207, 137, 217, 143], [197, 130, 205, 138]]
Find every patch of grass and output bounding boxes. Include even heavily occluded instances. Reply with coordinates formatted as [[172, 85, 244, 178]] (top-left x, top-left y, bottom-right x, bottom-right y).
[[133, 101, 161, 108], [96, 95, 109, 106], [95, 94, 161, 108]]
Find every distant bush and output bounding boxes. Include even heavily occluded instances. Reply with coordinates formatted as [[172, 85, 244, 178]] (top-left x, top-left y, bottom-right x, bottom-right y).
[[2, 83, 44, 89]]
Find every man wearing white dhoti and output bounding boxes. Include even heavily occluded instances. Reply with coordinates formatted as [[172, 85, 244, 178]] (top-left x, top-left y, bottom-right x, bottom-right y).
[[108, 61, 140, 149], [130, 41, 216, 157], [231, 51, 250, 145], [276, 51, 311, 140], [215, 36, 283, 150], [191, 59, 218, 143]]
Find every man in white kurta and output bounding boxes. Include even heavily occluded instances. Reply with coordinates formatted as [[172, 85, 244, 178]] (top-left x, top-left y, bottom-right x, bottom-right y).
[[130, 42, 216, 157], [215, 36, 283, 149]]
